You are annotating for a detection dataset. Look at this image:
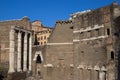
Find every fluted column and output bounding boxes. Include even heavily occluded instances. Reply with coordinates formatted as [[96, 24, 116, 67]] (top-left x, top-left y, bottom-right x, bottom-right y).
[[23, 32, 28, 71], [29, 33, 32, 71], [17, 31, 22, 72], [8, 27, 15, 73]]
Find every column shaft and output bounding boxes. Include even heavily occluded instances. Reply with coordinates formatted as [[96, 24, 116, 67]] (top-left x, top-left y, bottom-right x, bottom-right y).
[[17, 32, 22, 72], [99, 71, 106, 80], [29, 34, 32, 71], [8, 28, 15, 73], [80, 69, 83, 80], [23, 33, 28, 71], [93, 70, 99, 80]]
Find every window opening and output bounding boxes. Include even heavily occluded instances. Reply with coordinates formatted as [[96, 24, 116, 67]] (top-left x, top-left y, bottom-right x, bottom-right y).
[[107, 28, 110, 35], [41, 42, 43, 45], [44, 36, 46, 39], [36, 54, 42, 63], [111, 51, 114, 59]]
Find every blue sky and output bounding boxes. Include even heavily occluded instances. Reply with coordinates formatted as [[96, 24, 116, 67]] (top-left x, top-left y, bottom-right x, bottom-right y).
[[0, 0, 120, 27]]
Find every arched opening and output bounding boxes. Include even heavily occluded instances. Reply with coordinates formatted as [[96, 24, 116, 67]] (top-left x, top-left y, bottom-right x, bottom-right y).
[[111, 51, 114, 60], [36, 54, 42, 64]]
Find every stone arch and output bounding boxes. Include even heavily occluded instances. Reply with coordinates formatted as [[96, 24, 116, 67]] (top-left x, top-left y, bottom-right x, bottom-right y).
[[33, 51, 43, 63]]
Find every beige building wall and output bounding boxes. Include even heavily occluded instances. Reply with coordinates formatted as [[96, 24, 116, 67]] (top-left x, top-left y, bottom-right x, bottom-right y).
[[31, 20, 53, 46], [37, 29, 52, 45]]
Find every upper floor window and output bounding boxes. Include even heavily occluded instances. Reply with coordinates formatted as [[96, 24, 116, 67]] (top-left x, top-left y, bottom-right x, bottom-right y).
[[41, 42, 43, 45], [41, 36, 43, 40], [44, 41, 46, 44], [44, 36, 46, 39], [38, 37, 40, 41]]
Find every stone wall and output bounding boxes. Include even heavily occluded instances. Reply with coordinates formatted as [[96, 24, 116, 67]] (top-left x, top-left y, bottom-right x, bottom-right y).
[[72, 2, 120, 80], [42, 20, 74, 80]]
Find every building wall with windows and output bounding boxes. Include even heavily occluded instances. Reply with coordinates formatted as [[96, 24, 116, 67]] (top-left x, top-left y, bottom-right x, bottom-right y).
[[31, 20, 53, 46], [0, 2, 120, 80], [36, 2, 120, 80], [37, 29, 52, 45], [72, 2, 120, 80]]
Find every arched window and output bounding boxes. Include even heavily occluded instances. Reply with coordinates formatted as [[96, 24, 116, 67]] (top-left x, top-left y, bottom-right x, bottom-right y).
[[36, 54, 42, 63]]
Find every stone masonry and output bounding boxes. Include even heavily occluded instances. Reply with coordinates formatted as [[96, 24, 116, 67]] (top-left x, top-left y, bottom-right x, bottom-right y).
[[0, 2, 120, 80], [35, 2, 120, 80], [0, 17, 33, 80]]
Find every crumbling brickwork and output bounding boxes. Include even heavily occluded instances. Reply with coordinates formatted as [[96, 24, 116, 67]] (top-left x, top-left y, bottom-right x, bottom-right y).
[[72, 2, 120, 80], [37, 2, 120, 80], [0, 2, 120, 80]]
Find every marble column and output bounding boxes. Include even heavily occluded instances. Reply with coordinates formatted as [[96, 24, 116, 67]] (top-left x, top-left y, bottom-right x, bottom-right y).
[[94, 70, 99, 80], [29, 33, 32, 71], [8, 27, 15, 73], [99, 71, 106, 80], [17, 31, 22, 72], [23, 32, 28, 71]]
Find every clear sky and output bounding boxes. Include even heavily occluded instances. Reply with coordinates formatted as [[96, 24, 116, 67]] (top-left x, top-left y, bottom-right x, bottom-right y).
[[0, 0, 120, 27]]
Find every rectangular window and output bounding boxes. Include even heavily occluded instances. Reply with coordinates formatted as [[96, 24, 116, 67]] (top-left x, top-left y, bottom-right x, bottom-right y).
[[111, 51, 114, 60], [44, 36, 46, 39], [41, 36, 43, 40], [107, 28, 110, 35]]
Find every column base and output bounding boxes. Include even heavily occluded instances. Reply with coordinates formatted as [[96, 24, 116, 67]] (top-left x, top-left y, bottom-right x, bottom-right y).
[[8, 69, 15, 73], [23, 68, 27, 71], [17, 69, 22, 72]]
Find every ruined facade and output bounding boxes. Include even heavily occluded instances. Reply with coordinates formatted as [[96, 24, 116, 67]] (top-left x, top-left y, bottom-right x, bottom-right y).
[[72, 2, 120, 80], [0, 2, 120, 80], [0, 17, 33, 80], [36, 2, 120, 80]]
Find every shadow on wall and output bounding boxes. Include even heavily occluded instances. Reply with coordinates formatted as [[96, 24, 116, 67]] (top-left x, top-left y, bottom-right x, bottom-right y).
[[0, 74, 4, 80], [34, 34, 39, 45]]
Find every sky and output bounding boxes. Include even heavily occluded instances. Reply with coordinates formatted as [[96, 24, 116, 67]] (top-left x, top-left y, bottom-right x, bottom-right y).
[[0, 0, 120, 27]]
